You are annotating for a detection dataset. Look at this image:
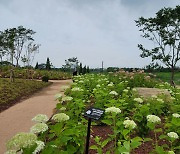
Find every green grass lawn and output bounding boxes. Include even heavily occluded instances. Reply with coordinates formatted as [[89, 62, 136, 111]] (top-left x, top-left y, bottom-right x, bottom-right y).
[[0, 78, 51, 112], [153, 71, 180, 85]]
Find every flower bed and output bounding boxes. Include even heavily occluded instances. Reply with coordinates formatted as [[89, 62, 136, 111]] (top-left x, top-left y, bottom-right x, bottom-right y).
[[0, 78, 51, 112], [6, 73, 180, 153], [0, 67, 71, 80]]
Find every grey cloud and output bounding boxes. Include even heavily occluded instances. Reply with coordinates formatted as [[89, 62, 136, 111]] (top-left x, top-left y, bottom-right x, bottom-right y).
[[0, 0, 179, 68]]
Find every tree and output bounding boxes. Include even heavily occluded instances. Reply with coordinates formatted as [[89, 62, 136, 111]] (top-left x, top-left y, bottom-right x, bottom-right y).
[[0, 26, 37, 81], [46, 57, 51, 70], [79, 63, 83, 74], [21, 42, 40, 67], [82, 65, 87, 74], [135, 5, 180, 86], [35, 62, 38, 69], [0, 26, 35, 66], [13, 26, 35, 67], [87, 66, 90, 73], [62, 57, 79, 72]]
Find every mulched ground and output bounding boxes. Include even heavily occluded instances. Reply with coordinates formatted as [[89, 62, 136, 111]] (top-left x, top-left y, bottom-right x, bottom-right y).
[[88, 123, 170, 154]]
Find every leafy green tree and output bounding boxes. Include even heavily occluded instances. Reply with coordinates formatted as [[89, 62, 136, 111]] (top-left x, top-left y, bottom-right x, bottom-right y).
[[46, 57, 51, 70], [35, 62, 38, 69], [62, 57, 79, 72], [135, 5, 180, 86], [79, 63, 83, 74], [82, 65, 87, 74], [0, 26, 37, 81]]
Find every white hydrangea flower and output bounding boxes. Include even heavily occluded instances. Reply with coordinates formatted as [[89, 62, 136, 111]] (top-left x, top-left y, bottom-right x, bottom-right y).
[[6, 133, 37, 151], [147, 115, 161, 123], [168, 151, 175, 154], [172, 113, 180, 118], [54, 94, 62, 100], [79, 80, 84, 83], [132, 88, 137, 92], [52, 113, 70, 122], [151, 95, 157, 99], [32, 114, 49, 123], [60, 107, 66, 111], [105, 107, 121, 114], [123, 89, 128, 93], [123, 119, 136, 129], [51, 145, 57, 148], [108, 83, 114, 87], [157, 99, 164, 103], [33, 141, 45, 154], [71, 87, 83, 92], [109, 91, 118, 96], [62, 96, 73, 102], [72, 83, 77, 86], [60, 86, 70, 92], [134, 98, 143, 103], [5, 150, 17, 154], [167, 132, 179, 139], [30, 123, 48, 134], [170, 97, 175, 100], [96, 84, 101, 88]]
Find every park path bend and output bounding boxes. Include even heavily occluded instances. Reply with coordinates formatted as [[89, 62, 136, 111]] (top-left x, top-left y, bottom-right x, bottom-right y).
[[0, 80, 72, 154]]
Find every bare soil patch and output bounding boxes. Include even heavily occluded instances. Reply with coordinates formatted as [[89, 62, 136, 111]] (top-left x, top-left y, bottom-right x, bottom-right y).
[[136, 87, 170, 98]]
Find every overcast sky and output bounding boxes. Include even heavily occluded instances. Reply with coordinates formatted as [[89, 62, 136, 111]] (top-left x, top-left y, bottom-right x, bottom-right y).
[[0, 0, 179, 68]]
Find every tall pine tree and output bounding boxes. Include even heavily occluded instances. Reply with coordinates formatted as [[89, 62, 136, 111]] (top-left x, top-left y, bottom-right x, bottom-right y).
[[87, 66, 90, 73], [35, 62, 38, 69], [46, 57, 51, 70], [82, 65, 87, 75], [79, 63, 82, 74]]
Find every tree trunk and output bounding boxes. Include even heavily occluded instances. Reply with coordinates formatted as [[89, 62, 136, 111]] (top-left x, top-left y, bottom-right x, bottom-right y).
[[170, 67, 175, 87], [10, 67, 15, 82], [16, 59, 19, 67], [10, 52, 15, 82]]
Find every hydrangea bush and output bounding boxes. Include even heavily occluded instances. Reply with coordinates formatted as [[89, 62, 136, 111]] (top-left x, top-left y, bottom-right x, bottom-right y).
[[6, 73, 180, 153]]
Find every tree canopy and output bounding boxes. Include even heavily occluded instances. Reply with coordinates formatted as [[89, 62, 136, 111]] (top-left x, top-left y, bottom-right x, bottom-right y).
[[135, 5, 180, 85]]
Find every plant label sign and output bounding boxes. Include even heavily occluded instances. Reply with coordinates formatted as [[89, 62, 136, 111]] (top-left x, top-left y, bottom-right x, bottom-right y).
[[84, 108, 104, 120]]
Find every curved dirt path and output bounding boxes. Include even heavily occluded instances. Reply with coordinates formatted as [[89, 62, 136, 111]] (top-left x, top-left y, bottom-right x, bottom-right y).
[[0, 80, 72, 153]]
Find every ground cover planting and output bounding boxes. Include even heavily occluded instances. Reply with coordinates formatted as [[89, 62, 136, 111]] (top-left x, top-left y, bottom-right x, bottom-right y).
[[153, 72, 180, 85], [0, 78, 50, 112], [0, 66, 71, 80], [5, 72, 180, 154]]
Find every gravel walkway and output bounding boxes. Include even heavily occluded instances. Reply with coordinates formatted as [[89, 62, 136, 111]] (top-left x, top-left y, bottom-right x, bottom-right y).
[[0, 80, 72, 153]]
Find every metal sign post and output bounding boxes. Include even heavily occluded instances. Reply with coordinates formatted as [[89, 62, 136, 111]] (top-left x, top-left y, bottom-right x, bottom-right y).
[[84, 108, 104, 154], [85, 118, 92, 154]]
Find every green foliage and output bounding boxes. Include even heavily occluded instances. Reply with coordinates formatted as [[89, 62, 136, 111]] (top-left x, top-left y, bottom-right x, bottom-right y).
[[6, 73, 180, 153], [136, 5, 180, 84], [90, 136, 110, 154], [42, 75, 49, 82]]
